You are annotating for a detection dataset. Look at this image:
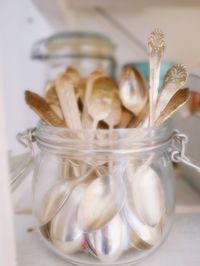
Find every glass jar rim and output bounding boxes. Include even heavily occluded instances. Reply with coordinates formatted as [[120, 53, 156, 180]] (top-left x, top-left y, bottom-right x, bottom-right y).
[[35, 121, 173, 155]]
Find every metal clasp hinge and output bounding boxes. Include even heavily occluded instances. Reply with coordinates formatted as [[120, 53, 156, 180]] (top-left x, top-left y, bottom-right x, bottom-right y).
[[10, 128, 37, 192], [171, 130, 200, 173], [17, 128, 36, 157]]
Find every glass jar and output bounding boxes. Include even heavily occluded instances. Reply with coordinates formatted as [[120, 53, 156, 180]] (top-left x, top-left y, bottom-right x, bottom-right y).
[[31, 31, 116, 81], [28, 121, 176, 265]]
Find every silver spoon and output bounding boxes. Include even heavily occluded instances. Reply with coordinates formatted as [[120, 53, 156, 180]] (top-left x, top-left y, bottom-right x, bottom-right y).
[[119, 66, 148, 116], [155, 64, 188, 119], [85, 214, 124, 263], [116, 106, 133, 128], [77, 163, 126, 232], [123, 203, 161, 250], [128, 101, 149, 128], [148, 29, 165, 126], [130, 65, 188, 128], [126, 162, 165, 227], [87, 76, 117, 129], [104, 91, 122, 129], [155, 88, 190, 125], [35, 168, 97, 225], [55, 73, 82, 129], [49, 184, 86, 254], [82, 71, 105, 128], [123, 162, 163, 250]]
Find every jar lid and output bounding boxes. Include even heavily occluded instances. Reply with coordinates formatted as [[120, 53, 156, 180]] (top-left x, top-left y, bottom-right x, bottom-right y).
[[32, 31, 115, 60]]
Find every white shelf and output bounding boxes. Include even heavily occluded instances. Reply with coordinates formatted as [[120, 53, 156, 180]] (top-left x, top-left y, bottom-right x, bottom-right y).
[[15, 213, 200, 266]]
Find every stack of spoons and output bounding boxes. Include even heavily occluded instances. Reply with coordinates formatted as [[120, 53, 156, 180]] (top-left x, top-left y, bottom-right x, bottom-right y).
[[25, 29, 190, 263]]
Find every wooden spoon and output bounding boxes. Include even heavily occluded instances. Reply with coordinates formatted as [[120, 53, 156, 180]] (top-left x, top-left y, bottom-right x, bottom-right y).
[[87, 76, 117, 129], [56, 73, 82, 129], [119, 66, 148, 116], [155, 88, 190, 125], [25, 90, 66, 127], [148, 29, 165, 126]]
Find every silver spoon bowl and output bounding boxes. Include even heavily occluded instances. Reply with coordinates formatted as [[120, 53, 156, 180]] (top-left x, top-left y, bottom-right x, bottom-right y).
[[49, 184, 86, 254], [77, 163, 126, 232], [85, 214, 124, 263], [35, 168, 96, 225]]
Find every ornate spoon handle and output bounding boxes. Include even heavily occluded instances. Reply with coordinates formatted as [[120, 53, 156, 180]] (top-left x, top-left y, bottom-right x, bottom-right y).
[[148, 29, 165, 126]]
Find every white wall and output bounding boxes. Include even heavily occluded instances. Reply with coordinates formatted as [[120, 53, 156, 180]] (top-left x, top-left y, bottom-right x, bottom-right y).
[[0, 0, 52, 153], [1, 0, 200, 153]]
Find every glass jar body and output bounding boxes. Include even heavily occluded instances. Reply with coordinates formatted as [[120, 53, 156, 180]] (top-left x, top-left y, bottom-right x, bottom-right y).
[[32, 123, 175, 265]]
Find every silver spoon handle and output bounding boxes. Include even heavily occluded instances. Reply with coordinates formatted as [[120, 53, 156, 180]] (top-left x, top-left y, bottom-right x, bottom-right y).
[[148, 30, 165, 126]]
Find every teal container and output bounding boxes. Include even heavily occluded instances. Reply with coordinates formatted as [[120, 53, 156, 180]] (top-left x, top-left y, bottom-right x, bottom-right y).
[[123, 61, 174, 88]]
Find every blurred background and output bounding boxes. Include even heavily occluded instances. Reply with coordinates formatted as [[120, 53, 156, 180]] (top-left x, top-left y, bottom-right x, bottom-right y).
[[1, 0, 200, 154]]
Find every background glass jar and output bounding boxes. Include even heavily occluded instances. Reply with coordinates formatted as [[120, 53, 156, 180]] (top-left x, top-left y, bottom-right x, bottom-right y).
[[31, 31, 116, 81], [32, 121, 175, 266]]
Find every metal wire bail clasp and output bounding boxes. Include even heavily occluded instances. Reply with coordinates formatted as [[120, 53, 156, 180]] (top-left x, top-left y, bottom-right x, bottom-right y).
[[17, 128, 36, 156], [171, 130, 200, 173], [171, 130, 188, 163], [9, 128, 37, 192]]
